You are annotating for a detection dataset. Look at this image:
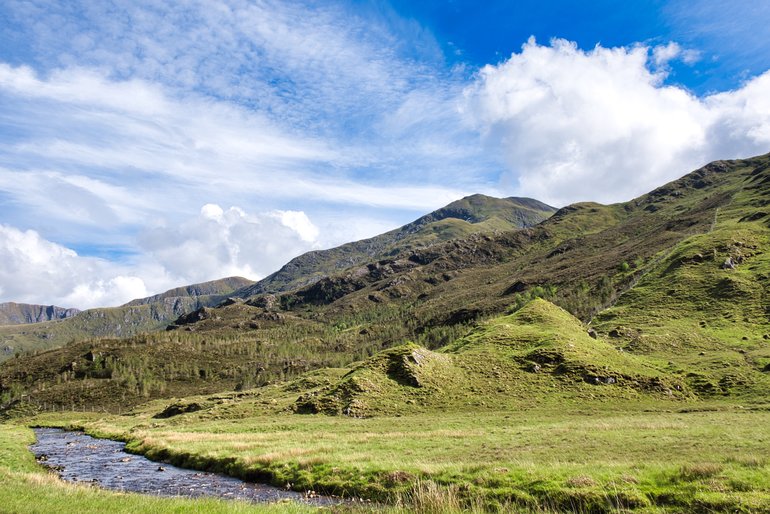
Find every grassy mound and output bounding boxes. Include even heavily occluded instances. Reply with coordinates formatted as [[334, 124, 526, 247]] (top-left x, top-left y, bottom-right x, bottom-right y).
[[293, 300, 687, 417]]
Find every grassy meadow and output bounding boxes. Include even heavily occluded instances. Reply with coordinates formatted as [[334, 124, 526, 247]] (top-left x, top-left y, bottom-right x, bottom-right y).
[[20, 398, 770, 513], [0, 423, 318, 514]]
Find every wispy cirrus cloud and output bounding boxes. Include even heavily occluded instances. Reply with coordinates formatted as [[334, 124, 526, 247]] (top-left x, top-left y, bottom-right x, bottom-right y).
[[0, 63, 470, 237]]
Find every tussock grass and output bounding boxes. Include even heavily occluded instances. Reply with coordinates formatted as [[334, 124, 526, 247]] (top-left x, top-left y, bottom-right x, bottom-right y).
[[679, 463, 724, 481]]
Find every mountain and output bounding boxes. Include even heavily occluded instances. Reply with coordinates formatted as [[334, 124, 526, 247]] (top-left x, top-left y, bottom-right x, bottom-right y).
[[0, 196, 553, 362], [0, 277, 254, 362], [2, 153, 770, 413], [0, 303, 80, 325], [234, 194, 555, 296], [123, 276, 255, 307]]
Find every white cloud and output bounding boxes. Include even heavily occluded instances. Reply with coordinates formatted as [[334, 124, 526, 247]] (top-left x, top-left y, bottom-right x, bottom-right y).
[[463, 38, 770, 205], [0, 203, 325, 309], [1, 1, 769, 310], [138, 204, 321, 287], [273, 211, 320, 243], [0, 63, 468, 219], [651, 42, 700, 69], [652, 42, 684, 67], [0, 224, 148, 309], [705, 71, 770, 156]]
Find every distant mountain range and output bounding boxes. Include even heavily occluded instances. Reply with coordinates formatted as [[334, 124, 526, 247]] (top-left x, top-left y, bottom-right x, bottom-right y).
[[0, 303, 80, 325], [0, 277, 254, 360], [0, 196, 553, 360]]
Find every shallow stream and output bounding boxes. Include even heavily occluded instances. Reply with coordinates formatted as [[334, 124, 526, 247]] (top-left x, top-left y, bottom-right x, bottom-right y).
[[30, 428, 339, 506]]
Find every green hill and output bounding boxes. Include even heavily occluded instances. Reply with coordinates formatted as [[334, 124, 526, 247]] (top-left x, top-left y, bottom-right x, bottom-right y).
[[4, 154, 770, 514], [294, 299, 687, 418]]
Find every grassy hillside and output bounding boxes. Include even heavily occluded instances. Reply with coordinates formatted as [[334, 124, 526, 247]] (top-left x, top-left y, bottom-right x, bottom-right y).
[[3, 154, 770, 512], [13, 298, 768, 511], [294, 300, 688, 418], [22, 301, 770, 512], [0, 277, 254, 363], [2, 154, 770, 413]]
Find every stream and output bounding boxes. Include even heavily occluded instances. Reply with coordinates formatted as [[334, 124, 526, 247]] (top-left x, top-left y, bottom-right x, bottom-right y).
[[30, 428, 341, 506]]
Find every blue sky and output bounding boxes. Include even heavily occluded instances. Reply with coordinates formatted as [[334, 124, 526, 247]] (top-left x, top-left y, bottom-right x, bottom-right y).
[[1, 0, 769, 308]]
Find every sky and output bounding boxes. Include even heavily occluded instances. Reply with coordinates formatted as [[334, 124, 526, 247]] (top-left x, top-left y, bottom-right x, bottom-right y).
[[1, 0, 769, 309]]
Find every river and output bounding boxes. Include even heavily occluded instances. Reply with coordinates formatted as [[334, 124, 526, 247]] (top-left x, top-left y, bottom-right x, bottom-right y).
[[30, 428, 341, 506]]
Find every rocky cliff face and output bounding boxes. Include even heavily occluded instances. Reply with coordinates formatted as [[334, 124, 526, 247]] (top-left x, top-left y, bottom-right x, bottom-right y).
[[0, 303, 80, 325]]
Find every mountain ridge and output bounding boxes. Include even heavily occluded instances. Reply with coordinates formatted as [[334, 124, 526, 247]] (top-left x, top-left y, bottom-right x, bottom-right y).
[[0, 303, 80, 326], [2, 152, 770, 412], [0, 276, 254, 361], [234, 194, 555, 297]]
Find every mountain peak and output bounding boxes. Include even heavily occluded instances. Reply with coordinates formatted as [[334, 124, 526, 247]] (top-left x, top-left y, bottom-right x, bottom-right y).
[[234, 194, 555, 297], [123, 276, 255, 307]]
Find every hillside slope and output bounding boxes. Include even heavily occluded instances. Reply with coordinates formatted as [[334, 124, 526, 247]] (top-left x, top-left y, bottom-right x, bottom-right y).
[[235, 194, 555, 296], [293, 299, 688, 417], [2, 153, 770, 412]]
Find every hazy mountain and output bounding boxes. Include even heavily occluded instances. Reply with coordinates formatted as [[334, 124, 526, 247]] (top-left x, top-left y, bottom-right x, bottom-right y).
[[0, 277, 254, 361], [0, 303, 80, 325]]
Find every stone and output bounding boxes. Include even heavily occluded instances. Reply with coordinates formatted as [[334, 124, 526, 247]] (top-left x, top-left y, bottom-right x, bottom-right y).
[[503, 280, 528, 295], [722, 257, 736, 270]]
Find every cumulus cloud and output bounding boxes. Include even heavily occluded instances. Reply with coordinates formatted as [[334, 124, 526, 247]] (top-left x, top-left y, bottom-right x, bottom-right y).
[[138, 204, 321, 287], [0, 203, 323, 309], [0, 224, 148, 309], [464, 38, 770, 205], [651, 42, 700, 68], [705, 71, 770, 157], [2, 1, 770, 310]]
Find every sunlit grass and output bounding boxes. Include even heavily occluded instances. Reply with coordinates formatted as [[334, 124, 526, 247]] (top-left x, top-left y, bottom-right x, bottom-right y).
[[0, 423, 318, 514], [29, 402, 770, 512]]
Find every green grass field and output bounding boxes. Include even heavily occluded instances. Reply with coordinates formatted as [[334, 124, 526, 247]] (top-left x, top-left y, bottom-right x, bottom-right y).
[[0, 423, 319, 514], [22, 399, 770, 513]]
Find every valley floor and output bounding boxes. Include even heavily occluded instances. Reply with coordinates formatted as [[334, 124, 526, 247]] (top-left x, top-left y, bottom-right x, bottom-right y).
[[15, 400, 770, 513], [0, 423, 313, 514]]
